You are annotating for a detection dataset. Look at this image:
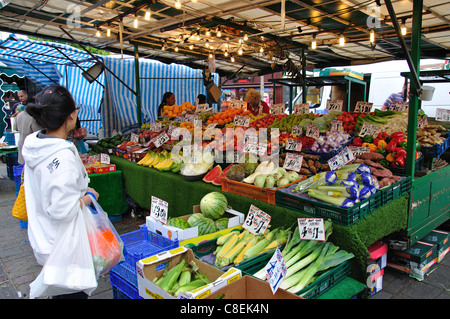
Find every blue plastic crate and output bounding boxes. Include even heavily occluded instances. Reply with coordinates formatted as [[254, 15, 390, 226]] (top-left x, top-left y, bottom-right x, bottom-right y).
[[3, 132, 16, 146], [13, 164, 24, 196], [111, 277, 143, 299], [120, 225, 179, 269], [110, 261, 139, 288]]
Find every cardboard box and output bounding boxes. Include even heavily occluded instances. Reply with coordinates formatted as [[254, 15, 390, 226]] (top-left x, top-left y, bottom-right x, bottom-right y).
[[84, 165, 94, 175], [421, 229, 449, 262], [92, 163, 116, 174], [136, 246, 242, 299], [387, 241, 438, 281], [146, 206, 245, 246], [206, 275, 303, 299]]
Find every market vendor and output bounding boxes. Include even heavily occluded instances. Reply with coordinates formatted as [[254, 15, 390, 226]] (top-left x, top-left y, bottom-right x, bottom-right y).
[[381, 83, 409, 111], [245, 89, 270, 116], [157, 92, 176, 118]]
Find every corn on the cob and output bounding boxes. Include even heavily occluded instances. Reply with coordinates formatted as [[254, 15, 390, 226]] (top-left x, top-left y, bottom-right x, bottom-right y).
[[216, 231, 236, 245], [216, 239, 249, 268], [158, 259, 186, 292], [174, 278, 209, 297], [178, 270, 191, 287], [242, 238, 270, 261], [261, 229, 290, 254], [215, 233, 239, 264], [233, 236, 260, 265]]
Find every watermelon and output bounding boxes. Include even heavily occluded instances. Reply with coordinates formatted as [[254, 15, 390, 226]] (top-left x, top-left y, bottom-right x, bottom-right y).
[[167, 217, 190, 229], [211, 164, 233, 186], [200, 192, 228, 220], [203, 165, 222, 183], [215, 218, 229, 231], [187, 213, 206, 227], [196, 217, 217, 236]]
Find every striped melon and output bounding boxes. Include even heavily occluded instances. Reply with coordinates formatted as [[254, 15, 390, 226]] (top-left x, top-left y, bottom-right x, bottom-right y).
[[215, 218, 230, 231], [167, 217, 190, 229], [199, 192, 228, 220], [187, 213, 206, 227], [196, 217, 217, 236]]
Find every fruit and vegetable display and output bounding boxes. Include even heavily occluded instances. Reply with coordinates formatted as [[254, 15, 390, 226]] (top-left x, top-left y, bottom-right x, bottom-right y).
[[251, 221, 354, 295], [416, 124, 447, 147], [308, 130, 351, 154], [91, 134, 129, 153]]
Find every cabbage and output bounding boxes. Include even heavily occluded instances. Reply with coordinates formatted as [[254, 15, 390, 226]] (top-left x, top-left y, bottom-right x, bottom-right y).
[[312, 116, 330, 133]]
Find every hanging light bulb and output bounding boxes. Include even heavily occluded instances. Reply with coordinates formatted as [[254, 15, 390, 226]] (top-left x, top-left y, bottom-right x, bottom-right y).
[[206, 29, 211, 37], [96, 29, 101, 37], [238, 48, 243, 55], [189, 44, 194, 50], [175, 0, 181, 9], [217, 28, 222, 38], [134, 14, 139, 28], [259, 46, 264, 53], [107, 26, 111, 37], [196, 31, 200, 41], [243, 33, 248, 41], [370, 29, 375, 43], [231, 56, 235, 62], [311, 39, 317, 50], [401, 19, 407, 36], [339, 34, 345, 46], [145, 7, 151, 20], [205, 40, 210, 48], [175, 46, 179, 52], [224, 50, 229, 57], [209, 53, 213, 59]]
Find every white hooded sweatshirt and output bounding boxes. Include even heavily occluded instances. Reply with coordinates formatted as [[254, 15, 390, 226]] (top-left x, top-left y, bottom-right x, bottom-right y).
[[22, 131, 89, 265]]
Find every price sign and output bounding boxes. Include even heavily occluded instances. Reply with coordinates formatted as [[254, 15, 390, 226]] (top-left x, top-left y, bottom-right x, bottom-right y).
[[326, 99, 344, 112], [150, 196, 168, 224], [291, 125, 302, 136], [391, 101, 408, 112], [243, 205, 271, 235], [359, 122, 382, 138], [265, 248, 287, 294], [130, 133, 139, 143], [258, 142, 268, 157], [100, 153, 110, 164], [243, 141, 259, 154], [230, 99, 245, 109], [244, 132, 258, 145], [204, 123, 218, 138], [327, 147, 355, 171], [271, 103, 285, 115], [150, 122, 162, 132], [167, 125, 179, 138], [354, 101, 373, 113], [297, 218, 326, 241], [283, 152, 303, 172], [233, 115, 250, 127], [152, 132, 170, 148], [285, 138, 303, 152], [196, 103, 209, 113], [349, 146, 370, 156], [331, 120, 344, 132], [175, 115, 185, 123], [417, 117, 429, 128], [436, 108, 450, 122], [306, 124, 320, 139], [293, 103, 310, 115], [185, 114, 199, 124]]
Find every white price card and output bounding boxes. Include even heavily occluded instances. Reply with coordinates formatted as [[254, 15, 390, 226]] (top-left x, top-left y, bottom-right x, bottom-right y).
[[283, 152, 303, 172], [175, 115, 184, 123], [297, 218, 326, 241], [152, 132, 170, 148], [230, 99, 245, 109], [306, 124, 320, 139], [265, 247, 287, 294], [285, 138, 303, 152], [203, 123, 218, 138], [331, 120, 344, 132], [327, 146, 355, 171], [233, 115, 250, 127], [348, 146, 370, 156], [167, 125, 179, 137], [436, 108, 450, 122], [244, 132, 258, 145], [390, 101, 408, 112], [291, 125, 302, 136], [326, 99, 344, 112], [359, 122, 382, 138], [150, 122, 162, 132], [243, 141, 259, 154], [100, 153, 110, 164], [196, 103, 209, 113], [417, 117, 429, 128], [130, 133, 139, 143], [185, 114, 199, 124], [243, 205, 271, 235], [354, 101, 373, 113], [271, 103, 285, 115], [150, 196, 168, 224], [293, 103, 310, 115]]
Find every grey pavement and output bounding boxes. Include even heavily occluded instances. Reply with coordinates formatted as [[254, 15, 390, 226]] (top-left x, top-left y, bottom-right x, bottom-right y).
[[0, 160, 449, 299]]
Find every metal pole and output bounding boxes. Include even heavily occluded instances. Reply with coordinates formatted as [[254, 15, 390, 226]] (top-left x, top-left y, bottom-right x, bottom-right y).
[[405, 0, 423, 179], [134, 43, 142, 126], [302, 48, 307, 103]]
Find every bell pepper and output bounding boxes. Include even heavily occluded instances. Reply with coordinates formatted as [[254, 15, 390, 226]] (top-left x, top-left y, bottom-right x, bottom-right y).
[[390, 132, 404, 140], [363, 135, 374, 143], [394, 155, 406, 167], [377, 140, 388, 150], [377, 147, 387, 156], [386, 153, 395, 162], [398, 140, 408, 150], [415, 151, 419, 160], [377, 132, 389, 140], [415, 142, 421, 151], [361, 142, 378, 152], [386, 137, 404, 152], [373, 137, 381, 148], [352, 136, 363, 146], [380, 159, 389, 168], [393, 147, 407, 158]]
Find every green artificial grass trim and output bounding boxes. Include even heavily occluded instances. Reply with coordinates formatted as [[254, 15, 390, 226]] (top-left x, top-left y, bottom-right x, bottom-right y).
[[88, 170, 129, 215]]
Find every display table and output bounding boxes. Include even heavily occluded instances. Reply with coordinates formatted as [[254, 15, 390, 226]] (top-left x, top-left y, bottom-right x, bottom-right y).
[[88, 170, 129, 216], [110, 156, 409, 282]]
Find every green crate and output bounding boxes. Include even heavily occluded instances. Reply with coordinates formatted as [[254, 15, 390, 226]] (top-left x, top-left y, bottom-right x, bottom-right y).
[[380, 176, 411, 206], [275, 186, 382, 226], [236, 252, 352, 299]]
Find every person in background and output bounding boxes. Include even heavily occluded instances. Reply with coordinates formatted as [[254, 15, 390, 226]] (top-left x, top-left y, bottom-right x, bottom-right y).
[[381, 83, 410, 111], [196, 94, 207, 105], [11, 90, 30, 117], [15, 101, 44, 165], [22, 84, 99, 299], [157, 92, 176, 118], [245, 89, 270, 116]]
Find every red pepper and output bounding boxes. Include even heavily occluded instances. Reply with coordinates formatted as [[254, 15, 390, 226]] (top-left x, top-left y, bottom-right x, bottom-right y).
[[393, 147, 407, 158], [373, 137, 381, 147], [377, 132, 389, 140], [394, 155, 406, 167], [386, 137, 404, 152], [390, 132, 404, 140], [352, 136, 363, 146]]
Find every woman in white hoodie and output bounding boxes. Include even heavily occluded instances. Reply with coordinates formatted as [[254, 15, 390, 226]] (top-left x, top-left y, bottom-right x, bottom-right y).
[[22, 85, 99, 299]]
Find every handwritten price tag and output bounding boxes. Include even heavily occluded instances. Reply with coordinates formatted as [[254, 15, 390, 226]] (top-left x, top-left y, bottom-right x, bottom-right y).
[[306, 124, 320, 139], [283, 152, 303, 172], [391, 101, 408, 112], [243, 142, 259, 154], [244, 205, 271, 235], [354, 101, 373, 113], [196, 103, 209, 113], [271, 103, 285, 115], [265, 248, 287, 294], [417, 117, 429, 128], [327, 147, 354, 171], [436, 108, 450, 122], [349, 146, 370, 156], [185, 114, 199, 124], [175, 115, 184, 123], [293, 103, 310, 115], [130, 133, 139, 143], [150, 196, 168, 224], [150, 122, 162, 132], [297, 218, 325, 241], [100, 153, 110, 164], [331, 120, 344, 132], [291, 125, 302, 136], [152, 132, 170, 148], [234, 115, 250, 127], [285, 138, 303, 152], [326, 99, 344, 112], [359, 122, 382, 138], [230, 99, 245, 109]]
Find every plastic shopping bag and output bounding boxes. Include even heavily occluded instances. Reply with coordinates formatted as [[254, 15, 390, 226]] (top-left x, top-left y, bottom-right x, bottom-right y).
[[83, 195, 124, 277], [29, 207, 98, 299]]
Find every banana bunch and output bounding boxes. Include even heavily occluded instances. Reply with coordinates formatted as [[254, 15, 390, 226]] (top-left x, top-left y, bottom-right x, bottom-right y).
[[137, 150, 183, 173]]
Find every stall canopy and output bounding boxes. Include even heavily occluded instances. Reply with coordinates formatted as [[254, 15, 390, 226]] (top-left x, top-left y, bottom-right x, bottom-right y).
[[0, 0, 448, 79]]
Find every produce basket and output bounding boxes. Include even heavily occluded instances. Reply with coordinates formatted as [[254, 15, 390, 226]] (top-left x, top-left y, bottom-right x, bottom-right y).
[[420, 133, 450, 159], [221, 175, 307, 205], [110, 266, 143, 299], [237, 251, 352, 299], [389, 153, 425, 176], [305, 137, 353, 163], [379, 176, 411, 206], [275, 183, 382, 226]]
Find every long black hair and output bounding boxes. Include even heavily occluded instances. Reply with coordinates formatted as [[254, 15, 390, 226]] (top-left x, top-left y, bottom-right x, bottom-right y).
[[157, 91, 174, 117], [26, 85, 76, 130]]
